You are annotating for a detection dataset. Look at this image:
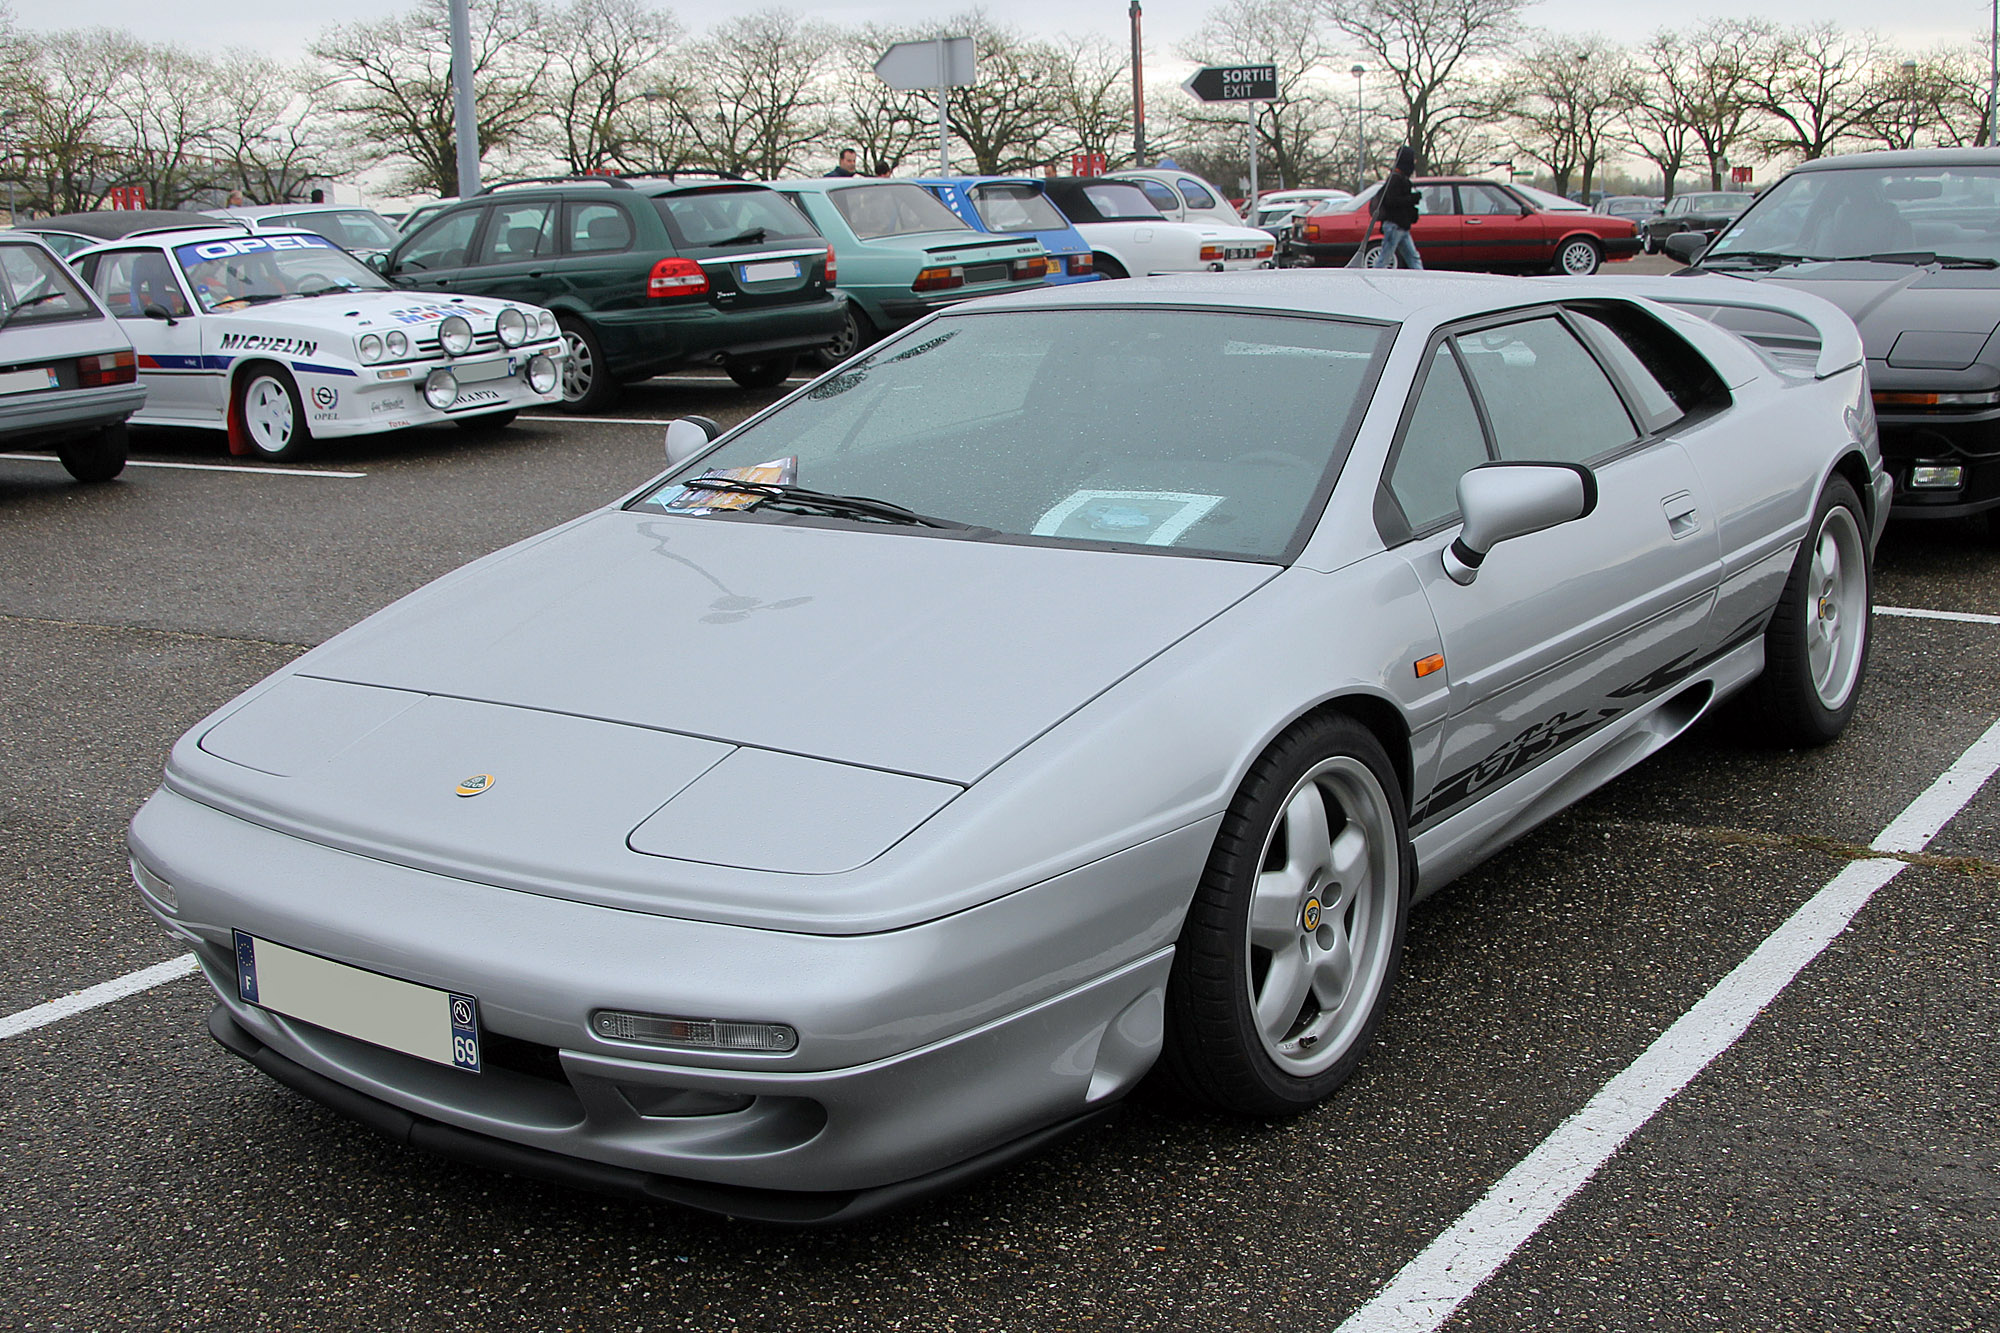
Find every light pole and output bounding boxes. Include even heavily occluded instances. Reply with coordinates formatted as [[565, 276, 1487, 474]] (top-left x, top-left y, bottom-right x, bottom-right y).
[[1989, 0, 1997, 147], [1350, 64, 1365, 191], [1900, 59, 1920, 150], [1131, 1, 1146, 165]]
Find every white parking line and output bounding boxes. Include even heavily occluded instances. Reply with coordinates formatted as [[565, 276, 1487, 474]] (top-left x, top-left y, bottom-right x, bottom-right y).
[[0, 454, 365, 479], [1335, 716, 2000, 1333], [519, 415, 672, 427], [1878, 604, 2000, 626], [0, 953, 198, 1039]]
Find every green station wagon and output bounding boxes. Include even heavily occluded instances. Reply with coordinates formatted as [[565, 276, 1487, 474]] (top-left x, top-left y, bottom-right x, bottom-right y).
[[775, 179, 1052, 362], [380, 177, 844, 410]]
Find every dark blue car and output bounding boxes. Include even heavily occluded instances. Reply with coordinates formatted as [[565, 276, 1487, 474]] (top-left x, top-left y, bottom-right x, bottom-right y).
[[915, 177, 1101, 285]]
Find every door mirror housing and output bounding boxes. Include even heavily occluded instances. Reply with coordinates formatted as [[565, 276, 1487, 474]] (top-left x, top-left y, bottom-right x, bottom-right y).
[[142, 303, 179, 326], [664, 415, 721, 468], [1443, 462, 1598, 585], [1664, 231, 1708, 264]]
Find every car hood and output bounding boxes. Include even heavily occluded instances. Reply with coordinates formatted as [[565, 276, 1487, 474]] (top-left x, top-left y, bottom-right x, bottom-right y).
[[255, 508, 1275, 786], [1716, 261, 2000, 367], [198, 289, 549, 342]]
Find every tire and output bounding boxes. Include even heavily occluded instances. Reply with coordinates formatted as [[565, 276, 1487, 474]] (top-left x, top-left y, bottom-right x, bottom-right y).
[[1092, 254, 1129, 280], [809, 305, 873, 368], [57, 422, 127, 482], [1642, 234, 1657, 255], [454, 410, 518, 433], [723, 354, 797, 390], [1361, 240, 1384, 268], [1554, 236, 1603, 275], [236, 368, 314, 462], [557, 316, 620, 413], [1160, 713, 1411, 1116], [1749, 476, 1872, 746]]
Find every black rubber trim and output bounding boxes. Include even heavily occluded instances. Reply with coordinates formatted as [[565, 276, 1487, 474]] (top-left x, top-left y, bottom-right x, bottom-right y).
[[207, 1005, 1118, 1226], [1448, 536, 1485, 568]]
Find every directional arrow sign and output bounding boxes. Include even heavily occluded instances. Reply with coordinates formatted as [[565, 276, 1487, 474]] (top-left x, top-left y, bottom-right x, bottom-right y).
[[1182, 64, 1278, 103], [875, 37, 976, 91]]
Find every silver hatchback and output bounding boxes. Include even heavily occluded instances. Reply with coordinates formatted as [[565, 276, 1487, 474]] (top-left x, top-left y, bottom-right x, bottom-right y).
[[0, 234, 145, 481]]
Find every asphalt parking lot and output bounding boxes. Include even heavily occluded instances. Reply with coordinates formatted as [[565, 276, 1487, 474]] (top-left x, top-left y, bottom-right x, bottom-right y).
[[3, 355, 1997, 1332]]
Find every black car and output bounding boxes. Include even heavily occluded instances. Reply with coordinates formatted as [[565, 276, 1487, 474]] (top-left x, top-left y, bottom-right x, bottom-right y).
[[12, 210, 225, 259], [379, 176, 844, 410], [1674, 148, 2000, 534], [1641, 191, 1751, 253]]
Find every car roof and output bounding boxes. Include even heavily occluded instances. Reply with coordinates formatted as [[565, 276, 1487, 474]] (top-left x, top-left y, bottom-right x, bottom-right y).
[[72, 225, 328, 254], [1786, 147, 2000, 174], [18, 209, 222, 239]]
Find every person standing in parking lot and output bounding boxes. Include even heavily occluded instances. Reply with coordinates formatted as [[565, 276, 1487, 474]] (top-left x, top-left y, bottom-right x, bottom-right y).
[[1371, 146, 1423, 270], [826, 148, 859, 177]]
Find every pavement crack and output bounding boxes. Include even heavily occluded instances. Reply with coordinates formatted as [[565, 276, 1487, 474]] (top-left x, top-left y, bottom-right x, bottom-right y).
[[1577, 817, 2000, 883], [0, 611, 313, 652]]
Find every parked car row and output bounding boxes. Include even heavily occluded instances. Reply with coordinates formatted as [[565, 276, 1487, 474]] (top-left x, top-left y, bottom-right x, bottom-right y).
[[1294, 177, 1642, 275]]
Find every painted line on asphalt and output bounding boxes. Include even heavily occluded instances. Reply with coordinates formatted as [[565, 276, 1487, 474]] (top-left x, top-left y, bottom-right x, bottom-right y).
[[0, 954, 198, 1039], [520, 415, 673, 426], [1336, 715, 2000, 1333], [1877, 604, 2000, 626], [0, 453, 365, 479]]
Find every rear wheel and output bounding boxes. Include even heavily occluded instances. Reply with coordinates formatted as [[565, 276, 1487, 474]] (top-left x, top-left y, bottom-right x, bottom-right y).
[[1750, 476, 1872, 745], [1554, 236, 1603, 275], [57, 422, 127, 482], [1160, 714, 1411, 1116], [558, 317, 620, 413], [809, 305, 874, 368], [1092, 254, 1129, 280], [237, 368, 313, 462], [723, 354, 797, 390]]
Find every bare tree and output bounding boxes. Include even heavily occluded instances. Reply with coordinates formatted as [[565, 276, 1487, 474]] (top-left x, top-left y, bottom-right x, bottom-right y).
[[1502, 34, 1630, 199], [825, 24, 937, 176], [1847, 45, 1989, 149], [1620, 32, 1700, 201], [1669, 21, 1762, 190], [205, 54, 352, 204], [1177, 0, 1347, 189], [311, 0, 549, 196], [670, 9, 835, 179], [1736, 21, 1896, 161], [933, 16, 1068, 174], [532, 0, 680, 174], [1324, 0, 1525, 168], [1047, 35, 1137, 170], [10, 29, 126, 213], [101, 39, 233, 208]]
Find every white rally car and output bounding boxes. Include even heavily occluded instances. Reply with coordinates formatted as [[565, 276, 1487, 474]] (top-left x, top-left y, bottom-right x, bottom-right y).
[[68, 227, 564, 461]]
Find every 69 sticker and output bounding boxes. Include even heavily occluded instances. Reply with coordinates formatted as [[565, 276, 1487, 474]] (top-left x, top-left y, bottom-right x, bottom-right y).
[[448, 993, 481, 1072]]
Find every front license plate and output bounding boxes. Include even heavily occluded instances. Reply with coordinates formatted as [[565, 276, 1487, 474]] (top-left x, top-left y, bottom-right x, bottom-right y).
[[454, 357, 511, 384], [740, 259, 801, 283], [233, 931, 480, 1072], [0, 367, 59, 396]]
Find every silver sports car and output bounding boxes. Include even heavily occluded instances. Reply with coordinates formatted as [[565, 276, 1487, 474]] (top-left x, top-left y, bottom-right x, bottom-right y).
[[131, 272, 1887, 1223]]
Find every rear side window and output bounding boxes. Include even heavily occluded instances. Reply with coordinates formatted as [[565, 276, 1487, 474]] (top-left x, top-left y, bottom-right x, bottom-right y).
[[968, 184, 1068, 233], [1135, 180, 1181, 213], [828, 184, 969, 240], [653, 188, 820, 250], [1079, 183, 1164, 221], [476, 202, 557, 264], [397, 208, 480, 272], [1177, 179, 1218, 209], [566, 202, 635, 254], [1453, 317, 1637, 465], [1568, 303, 1730, 428]]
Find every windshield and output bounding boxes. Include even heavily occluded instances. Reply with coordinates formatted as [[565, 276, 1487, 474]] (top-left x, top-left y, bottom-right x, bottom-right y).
[[654, 187, 821, 249], [631, 307, 1391, 560], [829, 184, 970, 240], [967, 183, 1069, 233], [1708, 165, 2000, 263], [174, 233, 389, 311], [0, 241, 97, 324], [267, 209, 400, 250]]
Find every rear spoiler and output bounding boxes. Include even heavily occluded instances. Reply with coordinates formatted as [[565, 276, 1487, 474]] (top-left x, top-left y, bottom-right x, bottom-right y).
[[1541, 274, 1865, 380]]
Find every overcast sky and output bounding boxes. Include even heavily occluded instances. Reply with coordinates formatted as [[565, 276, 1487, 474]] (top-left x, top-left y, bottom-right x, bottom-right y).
[[24, 0, 1998, 62]]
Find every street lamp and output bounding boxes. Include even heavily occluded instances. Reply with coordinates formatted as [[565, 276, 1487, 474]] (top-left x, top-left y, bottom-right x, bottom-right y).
[[1350, 64, 1365, 191], [1900, 59, 1920, 150]]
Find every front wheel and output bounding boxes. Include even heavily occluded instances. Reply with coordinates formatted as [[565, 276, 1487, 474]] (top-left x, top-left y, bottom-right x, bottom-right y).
[[723, 354, 797, 390], [1750, 476, 1872, 745], [57, 422, 127, 482], [809, 305, 874, 368], [236, 368, 313, 462], [1554, 236, 1603, 275], [1160, 714, 1411, 1116]]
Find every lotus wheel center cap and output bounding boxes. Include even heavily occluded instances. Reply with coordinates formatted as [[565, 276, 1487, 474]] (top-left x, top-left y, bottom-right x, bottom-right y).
[[455, 773, 495, 797], [1818, 595, 1834, 621], [1301, 897, 1323, 932]]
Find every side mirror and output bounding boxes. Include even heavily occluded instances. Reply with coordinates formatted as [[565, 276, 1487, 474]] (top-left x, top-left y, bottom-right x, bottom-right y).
[[664, 415, 721, 468], [368, 252, 391, 274], [1664, 232, 1708, 264], [1443, 462, 1598, 586], [142, 303, 179, 326]]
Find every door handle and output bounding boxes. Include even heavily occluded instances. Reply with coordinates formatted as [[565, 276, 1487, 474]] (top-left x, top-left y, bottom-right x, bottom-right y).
[[1662, 491, 1700, 539], [1466, 219, 1483, 225], [527, 270, 545, 278]]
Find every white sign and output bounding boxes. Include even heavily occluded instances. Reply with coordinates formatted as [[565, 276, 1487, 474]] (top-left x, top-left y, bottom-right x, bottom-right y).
[[874, 38, 976, 91]]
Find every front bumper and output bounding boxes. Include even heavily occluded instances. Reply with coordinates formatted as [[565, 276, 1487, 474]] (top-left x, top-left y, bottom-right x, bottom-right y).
[[130, 787, 1197, 1208], [304, 342, 564, 439], [1871, 400, 2000, 518]]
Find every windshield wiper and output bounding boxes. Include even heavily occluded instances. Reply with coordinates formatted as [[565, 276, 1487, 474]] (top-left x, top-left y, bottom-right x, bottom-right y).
[[0, 290, 68, 332], [1850, 251, 2000, 269], [680, 477, 970, 529], [1700, 250, 1822, 270], [710, 228, 767, 247]]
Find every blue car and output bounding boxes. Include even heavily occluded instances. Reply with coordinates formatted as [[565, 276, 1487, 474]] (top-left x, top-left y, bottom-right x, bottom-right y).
[[916, 177, 1101, 285]]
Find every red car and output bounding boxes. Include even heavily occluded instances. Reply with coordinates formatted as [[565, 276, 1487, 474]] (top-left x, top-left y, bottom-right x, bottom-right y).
[[1295, 178, 1641, 275]]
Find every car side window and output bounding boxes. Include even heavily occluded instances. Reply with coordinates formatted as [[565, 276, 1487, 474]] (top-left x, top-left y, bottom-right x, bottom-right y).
[[1453, 317, 1638, 465], [1177, 179, 1218, 209], [1386, 343, 1493, 531], [1136, 180, 1181, 214], [1417, 184, 1455, 217], [565, 202, 635, 254], [85, 249, 190, 320], [476, 202, 556, 264], [397, 208, 481, 273], [1567, 310, 1682, 431], [1458, 185, 1520, 217]]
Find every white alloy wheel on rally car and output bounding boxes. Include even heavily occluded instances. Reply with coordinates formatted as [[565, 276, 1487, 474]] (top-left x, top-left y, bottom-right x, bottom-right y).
[[238, 369, 313, 462]]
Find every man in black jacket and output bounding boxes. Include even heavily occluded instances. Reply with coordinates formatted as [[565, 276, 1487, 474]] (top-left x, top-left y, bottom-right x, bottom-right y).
[[1370, 146, 1423, 269]]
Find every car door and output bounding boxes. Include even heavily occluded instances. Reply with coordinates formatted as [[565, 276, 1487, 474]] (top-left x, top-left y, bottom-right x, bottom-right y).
[[386, 205, 485, 294], [1455, 183, 1543, 269], [450, 197, 560, 308], [1406, 183, 1459, 263], [552, 199, 644, 310], [80, 246, 212, 423], [1381, 311, 1722, 828]]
